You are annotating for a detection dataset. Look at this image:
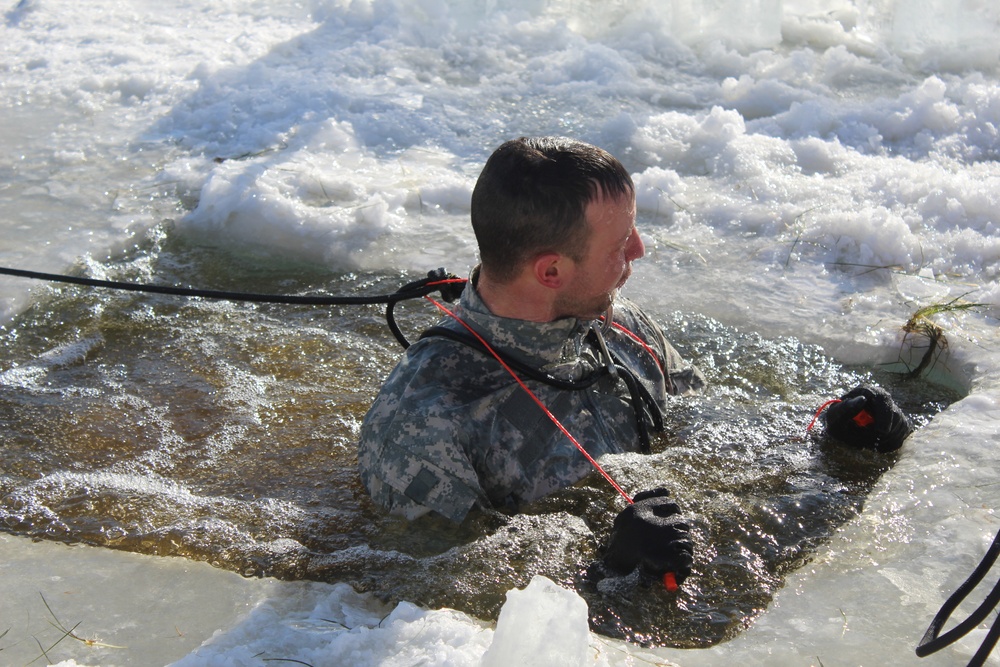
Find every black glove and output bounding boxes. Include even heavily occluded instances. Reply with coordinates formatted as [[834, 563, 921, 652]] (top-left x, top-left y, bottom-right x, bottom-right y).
[[823, 384, 912, 452], [602, 488, 693, 587]]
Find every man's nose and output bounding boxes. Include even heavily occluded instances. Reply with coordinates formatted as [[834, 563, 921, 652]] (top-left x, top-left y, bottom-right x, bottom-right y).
[[627, 228, 645, 261]]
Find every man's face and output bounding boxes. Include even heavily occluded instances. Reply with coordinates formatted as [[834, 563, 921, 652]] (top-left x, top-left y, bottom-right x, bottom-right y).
[[554, 191, 644, 320]]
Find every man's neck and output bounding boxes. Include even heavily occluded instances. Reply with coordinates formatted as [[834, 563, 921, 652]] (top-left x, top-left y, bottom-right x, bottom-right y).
[[476, 270, 561, 323]]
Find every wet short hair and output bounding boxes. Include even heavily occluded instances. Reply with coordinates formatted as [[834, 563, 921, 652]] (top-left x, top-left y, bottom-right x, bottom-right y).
[[470, 137, 634, 283]]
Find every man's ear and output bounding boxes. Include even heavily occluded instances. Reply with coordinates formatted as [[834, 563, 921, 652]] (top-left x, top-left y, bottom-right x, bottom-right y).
[[532, 252, 569, 289]]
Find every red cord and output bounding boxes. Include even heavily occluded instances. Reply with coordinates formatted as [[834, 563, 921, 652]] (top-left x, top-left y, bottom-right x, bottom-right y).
[[424, 296, 634, 505], [611, 321, 664, 372], [425, 278, 468, 289], [807, 398, 842, 432]]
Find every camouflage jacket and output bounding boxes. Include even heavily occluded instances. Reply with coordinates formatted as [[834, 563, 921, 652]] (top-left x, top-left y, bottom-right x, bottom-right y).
[[357, 275, 705, 522]]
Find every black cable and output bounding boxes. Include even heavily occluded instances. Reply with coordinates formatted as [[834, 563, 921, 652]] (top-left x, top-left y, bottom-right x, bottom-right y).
[[0, 265, 461, 307], [0, 265, 466, 349], [384, 270, 466, 347], [916, 525, 1000, 666], [972, 614, 1000, 667]]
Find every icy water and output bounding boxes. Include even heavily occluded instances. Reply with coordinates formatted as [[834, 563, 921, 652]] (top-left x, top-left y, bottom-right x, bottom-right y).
[[1, 0, 999, 663], [0, 235, 961, 646]]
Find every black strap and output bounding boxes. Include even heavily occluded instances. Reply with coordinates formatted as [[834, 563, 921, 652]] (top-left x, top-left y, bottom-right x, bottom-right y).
[[419, 325, 662, 453], [916, 525, 1000, 666], [419, 325, 611, 391], [613, 362, 663, 454]]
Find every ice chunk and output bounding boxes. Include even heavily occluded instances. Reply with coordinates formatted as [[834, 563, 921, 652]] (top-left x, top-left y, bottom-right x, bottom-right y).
[[480, 575, 589, 667]]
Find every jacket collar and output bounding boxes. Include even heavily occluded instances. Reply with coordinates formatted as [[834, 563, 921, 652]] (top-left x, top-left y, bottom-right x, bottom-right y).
[[453, 267, 597, 372]]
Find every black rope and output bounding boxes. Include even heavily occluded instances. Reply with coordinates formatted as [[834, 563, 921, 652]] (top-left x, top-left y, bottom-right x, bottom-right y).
[[916, 524, 1000, 667], [0, 265, 466, 348], [0, 265, 461, 306]]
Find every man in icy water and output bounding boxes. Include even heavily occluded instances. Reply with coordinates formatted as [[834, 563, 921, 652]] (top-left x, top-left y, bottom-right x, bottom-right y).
[[357, 136, 911, 586]]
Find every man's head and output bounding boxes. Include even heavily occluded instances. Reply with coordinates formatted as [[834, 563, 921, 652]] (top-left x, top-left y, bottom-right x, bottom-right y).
[[471, 137, 642, 320]]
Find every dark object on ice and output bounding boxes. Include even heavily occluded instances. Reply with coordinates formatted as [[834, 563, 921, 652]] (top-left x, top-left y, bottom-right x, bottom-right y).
[[823, 384, 912, 452], [916, 524, 1000, 667], [602, 488, 693, 586]]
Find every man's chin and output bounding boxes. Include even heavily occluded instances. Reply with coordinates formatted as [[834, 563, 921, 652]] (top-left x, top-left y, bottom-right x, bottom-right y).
[[587, 291, 618, 320], [555, 290, 619, 321]]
